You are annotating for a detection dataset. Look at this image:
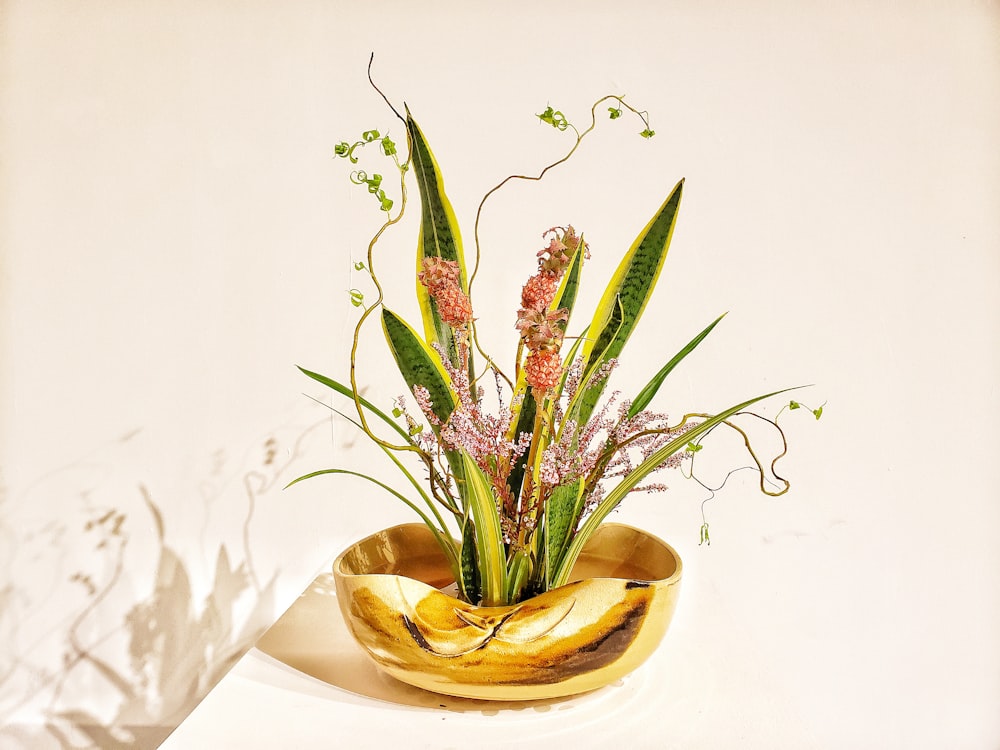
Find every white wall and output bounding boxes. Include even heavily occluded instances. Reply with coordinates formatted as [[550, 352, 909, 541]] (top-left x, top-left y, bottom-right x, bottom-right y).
[[2, 1, 998, 748]]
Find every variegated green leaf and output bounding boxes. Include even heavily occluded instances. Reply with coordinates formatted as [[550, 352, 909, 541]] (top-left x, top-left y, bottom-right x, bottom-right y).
[[460, 520, 481, 604], [460, 452, 507, 606], [572, 295, 625, 426], [544, 479, 582, 584], [382, 307, 467, 489], [407, 110, 469, 372], [552, 385, 803, 586], [553, 237, 585, 328], [578, 179, 684, 421], [506, 548, 531, 603], [381, 307, 455, 426]]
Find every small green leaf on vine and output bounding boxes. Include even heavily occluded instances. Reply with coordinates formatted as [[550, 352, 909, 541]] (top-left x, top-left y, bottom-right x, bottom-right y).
[[699, 523, 711, 546], [349, 289, 365, 307], [812, 404, 824, 420], [354, 261, 367, 271], [391, 406, 403, 418], [639, 128, 656, 139], [537, 105, 569, 131], [381, 135, 397, 156], [789, 400, 801, 410], [362, 129, 380, 142], [379, 193, 394, 212], [685, 442, 703, 453], [334, 141, 350, 157], [608, 105, 622, 120]]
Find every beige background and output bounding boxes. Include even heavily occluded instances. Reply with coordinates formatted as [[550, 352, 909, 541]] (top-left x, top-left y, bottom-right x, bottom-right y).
[[2, 1, 999, 747]]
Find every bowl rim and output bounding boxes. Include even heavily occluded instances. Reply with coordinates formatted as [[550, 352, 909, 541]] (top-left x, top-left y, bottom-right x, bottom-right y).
[[333, 521, 683, 591]]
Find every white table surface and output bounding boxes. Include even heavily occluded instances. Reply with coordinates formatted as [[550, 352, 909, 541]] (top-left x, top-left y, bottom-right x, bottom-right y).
[[158, 545, 1000, 750], [160, 572, 718, 750], [161, 559, 825, 750]]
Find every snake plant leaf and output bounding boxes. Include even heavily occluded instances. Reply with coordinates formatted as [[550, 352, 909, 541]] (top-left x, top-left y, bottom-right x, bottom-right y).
[[551, 385, 804, 587], [382, 307, 468, 488], [579, 179, 684, 418], [381, 308, 455, 426], [626, 312, 727, 419], [504, 391, 536, 506], [460, 452, 507, 606], [572, 295, 625, 426], [407, 109, 470, 372], [505, 548, 532, 603], [460, 520, 481, 605], [544, 479, 583, 583], [553, 237, 585, 329]]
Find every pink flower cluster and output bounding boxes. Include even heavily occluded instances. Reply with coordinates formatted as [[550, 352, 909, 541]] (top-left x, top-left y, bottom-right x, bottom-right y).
[[515, 227, 587, 392], [540, 357, 694, 514], [411, 344, 532, 522]]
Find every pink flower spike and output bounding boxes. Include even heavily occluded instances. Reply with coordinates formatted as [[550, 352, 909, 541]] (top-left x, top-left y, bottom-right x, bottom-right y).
[[418, 257, 472, 328], [524, 349, 562, 392]]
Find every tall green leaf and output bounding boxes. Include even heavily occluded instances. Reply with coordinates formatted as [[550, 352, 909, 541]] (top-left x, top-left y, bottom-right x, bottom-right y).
[[544, 479, 582, 584], [407, 110, 469, 372], [460, 452, 507, 606], [381, 308, 455, 426], [578, 179, 685, 424], [460, 520, 481, 604], [627, 312, 727, 418], [296, 366, 412, 443], [551, 386, 803, 586], [381, 307, 465, 488], [571, 295, 625, 426], [285, 468, 461, 578]]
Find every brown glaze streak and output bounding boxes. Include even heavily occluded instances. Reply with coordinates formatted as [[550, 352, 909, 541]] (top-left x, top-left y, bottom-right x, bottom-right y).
[[348, 583, 653, 686], [505, 590, 651, 685]]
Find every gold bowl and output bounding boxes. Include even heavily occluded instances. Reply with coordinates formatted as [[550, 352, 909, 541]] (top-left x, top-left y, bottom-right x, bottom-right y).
[[333, 522, 682, 700]]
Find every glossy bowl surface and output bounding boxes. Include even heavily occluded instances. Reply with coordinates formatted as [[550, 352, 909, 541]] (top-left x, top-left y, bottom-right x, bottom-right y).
[[333, 523, 682, 700]]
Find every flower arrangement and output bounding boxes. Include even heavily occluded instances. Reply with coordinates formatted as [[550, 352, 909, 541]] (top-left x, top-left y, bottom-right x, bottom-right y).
[[292, 66, 821, 608]]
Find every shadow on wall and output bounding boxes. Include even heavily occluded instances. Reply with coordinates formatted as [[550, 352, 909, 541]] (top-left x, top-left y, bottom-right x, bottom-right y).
[[0, 417, 328, 749]]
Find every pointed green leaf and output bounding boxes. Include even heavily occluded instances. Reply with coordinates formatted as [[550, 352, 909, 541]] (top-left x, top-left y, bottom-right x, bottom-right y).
[[460, 521, 481, 604], [573, 295, 625, 426], [382, 307, 467, 487], [553, 239, 585, 326], [381, 308, 455, 426], [505, 389, 537, 507], [506, 548, 531, 603], [296, 366, 411, 443], [407, 110, 470, 372], [552, 385, 804, 586], [627, 312, 727, 418], [284, 468, 460, 578], [544, 479, 582, 581], [579, 180, 684, 417], [459, 452, 507, 606]]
